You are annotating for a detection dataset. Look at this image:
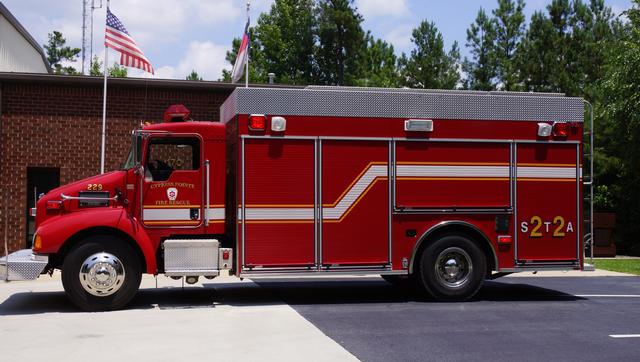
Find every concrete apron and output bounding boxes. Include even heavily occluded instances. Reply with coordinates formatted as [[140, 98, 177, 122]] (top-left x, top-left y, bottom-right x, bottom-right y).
[[0, 273, 358, 362]]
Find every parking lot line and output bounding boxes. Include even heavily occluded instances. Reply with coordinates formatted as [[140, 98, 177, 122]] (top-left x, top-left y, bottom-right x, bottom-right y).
[[575, 294, 640, 298], [609, 334, 640, 338]]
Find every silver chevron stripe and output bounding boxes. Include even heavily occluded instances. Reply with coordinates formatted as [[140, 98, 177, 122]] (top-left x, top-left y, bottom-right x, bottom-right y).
[[240, 164, 580, 221], [143, 208, 225, 221]]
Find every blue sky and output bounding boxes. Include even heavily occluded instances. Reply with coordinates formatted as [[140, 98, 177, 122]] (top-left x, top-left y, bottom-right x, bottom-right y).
[[2, 0, 634, 80]]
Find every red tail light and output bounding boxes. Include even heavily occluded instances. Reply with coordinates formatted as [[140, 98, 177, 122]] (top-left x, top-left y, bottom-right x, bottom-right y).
[[497, 235, 512, 244], [553, 122, 570, 138], [222, 250, 230, 260], [46, 200, 63, 210], [249, 114, 267, 131]]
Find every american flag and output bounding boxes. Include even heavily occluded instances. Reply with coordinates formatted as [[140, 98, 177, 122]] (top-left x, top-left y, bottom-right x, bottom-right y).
[[231, 19, 250, 83], [105, 8, 154, 74]]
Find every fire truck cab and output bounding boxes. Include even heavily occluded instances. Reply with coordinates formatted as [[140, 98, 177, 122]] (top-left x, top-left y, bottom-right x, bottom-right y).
[[0, 86, 592, 311]]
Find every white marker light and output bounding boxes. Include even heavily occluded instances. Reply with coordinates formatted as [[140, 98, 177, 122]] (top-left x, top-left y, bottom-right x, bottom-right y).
[[537, 122, 553, 137], [271, 116, 286, 132], [404, 119, 433, 132]]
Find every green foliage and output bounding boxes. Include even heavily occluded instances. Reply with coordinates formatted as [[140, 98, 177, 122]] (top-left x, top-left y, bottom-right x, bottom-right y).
[[88, 56, 127, 78], [399, 21, 460, 89], [355, 33, 399, 87], [315, 0, 366, 85], [186, 70, 203, 81], [255, 0, 317, 84], [44, 31, 81, 75], [89, 55, 102, 76], [492, 0, 526, 90], [463, 8, 498, 90], [108, 64, 128, 78], [597, 0, 640, 253]]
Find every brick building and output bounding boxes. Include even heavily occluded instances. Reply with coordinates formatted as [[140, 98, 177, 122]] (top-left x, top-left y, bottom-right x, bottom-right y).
[[0, 72, 268, 255]]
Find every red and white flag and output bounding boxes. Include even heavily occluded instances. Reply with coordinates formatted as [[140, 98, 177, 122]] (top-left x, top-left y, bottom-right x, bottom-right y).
[[231, 19, 250, 83], [104, 8, 154, 74]]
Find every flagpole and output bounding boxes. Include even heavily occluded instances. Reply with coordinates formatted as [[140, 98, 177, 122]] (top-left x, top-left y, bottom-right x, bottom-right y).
[[100, 0, 110, 174], [245, 0, 250, 88]]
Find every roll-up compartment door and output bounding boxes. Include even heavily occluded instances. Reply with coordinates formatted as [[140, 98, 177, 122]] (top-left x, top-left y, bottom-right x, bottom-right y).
[[395, 141, 511, 209], [243, 138, 315, 267]]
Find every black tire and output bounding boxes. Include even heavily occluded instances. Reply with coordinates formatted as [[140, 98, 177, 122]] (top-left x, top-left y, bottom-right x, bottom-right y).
[[417, 233, 486, 301], [62, 236, 141, 311]]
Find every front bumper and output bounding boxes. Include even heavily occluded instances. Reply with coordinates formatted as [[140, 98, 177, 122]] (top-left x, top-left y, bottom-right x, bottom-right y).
[[0, 249, 49, 281]]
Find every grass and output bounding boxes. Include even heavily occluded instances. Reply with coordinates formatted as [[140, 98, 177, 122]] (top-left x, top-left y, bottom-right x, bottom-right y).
[[594, 259, 640, 275]]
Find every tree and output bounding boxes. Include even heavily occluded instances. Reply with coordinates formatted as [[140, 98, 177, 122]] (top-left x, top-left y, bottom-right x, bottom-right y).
[[492, 0, 526, 90], [316, 0, 367, 85], [255, 0, 317, 84], [463, 8, 498, 90], [356, 33, 399, 87], [596, 0, 640, 254], [44, 31, 81, 75], [87, 56, 128, 78], [186, 70, 203, 81], [399, 21, 460, 89]]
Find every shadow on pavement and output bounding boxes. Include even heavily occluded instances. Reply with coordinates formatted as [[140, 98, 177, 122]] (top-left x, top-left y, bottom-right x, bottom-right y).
[[250, 279, 585, 305], [0, 278, 583, 315]]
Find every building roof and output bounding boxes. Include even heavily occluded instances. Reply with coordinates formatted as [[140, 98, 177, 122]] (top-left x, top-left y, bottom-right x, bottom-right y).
[[0, 2, 52, 73], [0, 71, 302, 90]]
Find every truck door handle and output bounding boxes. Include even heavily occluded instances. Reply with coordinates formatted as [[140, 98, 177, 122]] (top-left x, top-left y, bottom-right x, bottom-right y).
[[190, 208, 200, 220]]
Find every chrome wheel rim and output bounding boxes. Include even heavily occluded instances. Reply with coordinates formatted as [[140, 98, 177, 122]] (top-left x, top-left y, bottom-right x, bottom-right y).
[[434, 247, 473, 289], [79, 252, 125, 297]]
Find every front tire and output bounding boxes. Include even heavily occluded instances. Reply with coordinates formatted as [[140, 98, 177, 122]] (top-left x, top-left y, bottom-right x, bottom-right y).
[[417, 233, 486, 301], [62, 237, 141, 311]]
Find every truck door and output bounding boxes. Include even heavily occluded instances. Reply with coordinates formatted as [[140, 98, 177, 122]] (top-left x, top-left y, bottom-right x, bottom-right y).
[[140, 135, 204, 229], [516, 143, 580, 264]]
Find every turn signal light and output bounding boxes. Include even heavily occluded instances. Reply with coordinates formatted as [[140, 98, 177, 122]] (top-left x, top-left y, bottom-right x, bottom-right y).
[[248, 114, 267, 131], [33, 234, 42, 251], [46, 201, 63, 210], [553, 122, 570, 138], [497, 235, 512, 244]]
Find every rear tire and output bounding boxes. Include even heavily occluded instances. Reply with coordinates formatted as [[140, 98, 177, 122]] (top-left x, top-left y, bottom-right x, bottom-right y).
[[62, 236, 141, 311], [417, 233, 486, 301]]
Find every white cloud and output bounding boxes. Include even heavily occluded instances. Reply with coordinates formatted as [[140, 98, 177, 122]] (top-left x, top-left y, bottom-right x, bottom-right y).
[[356, 0, 409, 19], [384, 24, 414, 53], [174, 41, 230, 80]]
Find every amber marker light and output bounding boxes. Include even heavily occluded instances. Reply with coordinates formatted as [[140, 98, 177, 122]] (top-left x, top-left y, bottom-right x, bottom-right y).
[[33, 234, 43, 251]]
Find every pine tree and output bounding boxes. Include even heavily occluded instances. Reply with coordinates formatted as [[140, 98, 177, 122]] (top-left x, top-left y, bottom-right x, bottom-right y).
[[492, 0, 526, 90], [463, 8, 497, 90], [44, 31, 81, 75], [186, 70, 203, 81], [316, 0, 367, 85], [357, 33, 399, 87], [399, 21, 460, 89]]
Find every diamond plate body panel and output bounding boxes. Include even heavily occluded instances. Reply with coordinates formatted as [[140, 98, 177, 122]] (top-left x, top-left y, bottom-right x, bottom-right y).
[[164, 239, 219, 275], [220, 87, 584, 123], [0, 249, 49, 281]]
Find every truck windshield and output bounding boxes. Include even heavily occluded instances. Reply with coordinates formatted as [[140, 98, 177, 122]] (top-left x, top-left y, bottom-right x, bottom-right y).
[[121, 133, 142, 170]]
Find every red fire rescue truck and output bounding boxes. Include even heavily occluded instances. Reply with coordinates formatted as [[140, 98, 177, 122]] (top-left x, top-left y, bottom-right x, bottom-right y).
[[1, 86, 593, 311]]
